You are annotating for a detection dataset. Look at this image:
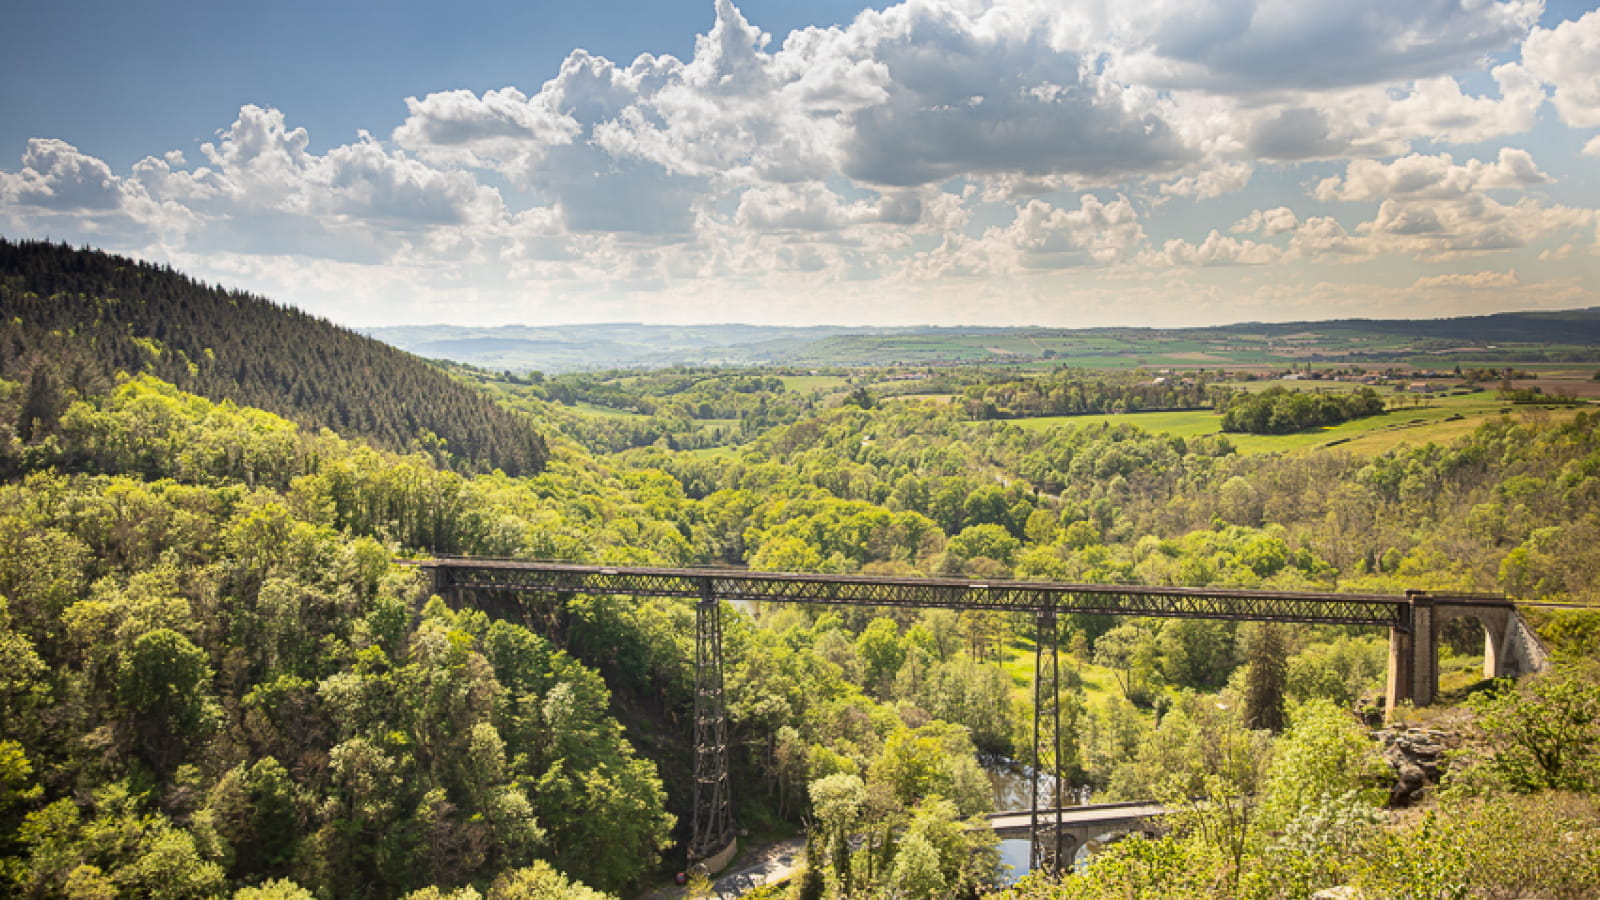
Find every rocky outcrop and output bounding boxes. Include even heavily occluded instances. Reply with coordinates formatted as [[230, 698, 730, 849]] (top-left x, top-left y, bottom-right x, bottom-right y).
[[1376, 726, 1453, 806]]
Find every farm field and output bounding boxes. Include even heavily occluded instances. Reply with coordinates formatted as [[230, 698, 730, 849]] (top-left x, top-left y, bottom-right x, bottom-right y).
[[998, 389, 1593, 455], [780, 374, 853, 393], [572, 401, 645, 418]]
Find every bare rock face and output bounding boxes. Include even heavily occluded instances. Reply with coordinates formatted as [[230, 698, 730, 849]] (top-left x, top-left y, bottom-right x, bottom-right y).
[[1375, 726, 1453, 806]]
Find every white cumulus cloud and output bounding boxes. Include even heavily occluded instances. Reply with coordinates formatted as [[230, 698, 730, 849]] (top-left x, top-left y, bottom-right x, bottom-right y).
[[1521, 9, 1600, 128]]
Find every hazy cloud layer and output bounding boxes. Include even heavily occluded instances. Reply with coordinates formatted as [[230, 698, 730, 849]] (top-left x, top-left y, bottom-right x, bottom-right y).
[[3, 0, 1597, 326]]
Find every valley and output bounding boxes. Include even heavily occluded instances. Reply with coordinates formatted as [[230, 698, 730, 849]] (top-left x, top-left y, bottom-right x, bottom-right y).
[[0, 242, 1597, 900]]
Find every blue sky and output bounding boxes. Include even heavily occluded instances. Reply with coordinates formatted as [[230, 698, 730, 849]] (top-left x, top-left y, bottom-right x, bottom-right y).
[[2, 0, 1598, 329]]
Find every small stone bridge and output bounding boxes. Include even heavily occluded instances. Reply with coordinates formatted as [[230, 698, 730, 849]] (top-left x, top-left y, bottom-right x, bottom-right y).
[[987, 800, 1169, 869]]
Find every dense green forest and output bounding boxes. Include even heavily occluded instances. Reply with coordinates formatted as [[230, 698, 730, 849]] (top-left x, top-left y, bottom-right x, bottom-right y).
[[1, 245, 1599, 899], [0, 239, 548, 476]]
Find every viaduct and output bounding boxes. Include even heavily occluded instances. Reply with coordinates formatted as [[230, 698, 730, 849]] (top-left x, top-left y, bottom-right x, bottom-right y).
[[419, 559, 1549, 875]]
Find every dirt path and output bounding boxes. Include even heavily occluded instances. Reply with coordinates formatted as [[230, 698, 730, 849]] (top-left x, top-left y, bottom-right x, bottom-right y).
[[639, 837, 807, 900]]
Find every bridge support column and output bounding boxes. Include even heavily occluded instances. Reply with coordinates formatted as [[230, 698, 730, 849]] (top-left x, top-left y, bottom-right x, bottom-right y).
[[689, 582, 735, 864], [429, 564, 453, 604], [1031, 609, 1066, 876], [1386, 592, 1436, 713]]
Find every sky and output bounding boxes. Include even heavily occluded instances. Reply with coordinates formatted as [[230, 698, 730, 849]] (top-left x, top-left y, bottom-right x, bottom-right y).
[[2, 0, 1598, 330]]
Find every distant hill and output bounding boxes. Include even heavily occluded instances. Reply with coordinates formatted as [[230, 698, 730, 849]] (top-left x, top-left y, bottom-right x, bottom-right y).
[[0, 239, 547, 475], [363, 322, 929, 372], [369, 311, 1600, 372], [1282, 309, 1600, 345]]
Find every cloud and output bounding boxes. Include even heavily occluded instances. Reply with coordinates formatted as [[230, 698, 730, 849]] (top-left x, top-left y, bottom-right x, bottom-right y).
[[1, 138, 129, 212], [1114, 0, 1539, 93], [997, 195, 1145, 268], [1311, 149, 1592, 259], [1286, 216, 1371, 261], [2, 107, 516, 262], [1159, 162, 1253, 200], [3, 0, 1599, 327], [1411, 269, 1520, 290], [317, 136, 503, 229], [1246, 107, 1355, 161], [1311, 148, 1549, 203], [392, 87, 578, 172], [828, 3, 1193, 187], [1521, 9, 1600, 128], [910, 194, 1146, 278], [733, 182, 880, 231], [1231, 207, 1298, 236], [1141, 229, 1282, 267], [0, 139, 187, 242], [1371, 63, 1544, 146], [176, 107, 509, 253]]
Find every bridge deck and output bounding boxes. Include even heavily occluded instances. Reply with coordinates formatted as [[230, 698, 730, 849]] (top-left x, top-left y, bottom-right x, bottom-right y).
[[416, 558, 1447, 626], [986, 801, 1171, 835]]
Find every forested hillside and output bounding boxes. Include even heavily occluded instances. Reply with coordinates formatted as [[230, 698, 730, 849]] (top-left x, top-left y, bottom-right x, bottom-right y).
[[0, 378, 678, 899], [0, 239, 547, 476], [1, 247, 1599, 898], [2, 371, 1596, 900]]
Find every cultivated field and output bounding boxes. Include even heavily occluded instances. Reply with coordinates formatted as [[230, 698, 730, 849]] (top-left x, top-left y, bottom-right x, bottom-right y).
[[1002, 388, 1593, 455]]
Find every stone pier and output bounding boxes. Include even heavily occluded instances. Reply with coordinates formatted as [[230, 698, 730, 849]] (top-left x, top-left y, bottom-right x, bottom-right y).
[[1386, 592, 1549, 712]]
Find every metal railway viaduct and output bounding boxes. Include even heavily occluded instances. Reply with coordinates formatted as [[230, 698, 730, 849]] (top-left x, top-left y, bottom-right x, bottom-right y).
[[419, 559, 1548, 874]]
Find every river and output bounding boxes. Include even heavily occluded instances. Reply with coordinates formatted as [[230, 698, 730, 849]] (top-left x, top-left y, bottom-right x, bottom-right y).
[[983, 757, 1093, 882]]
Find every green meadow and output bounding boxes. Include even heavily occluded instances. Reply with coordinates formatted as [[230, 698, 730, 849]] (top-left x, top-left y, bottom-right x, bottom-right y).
[[998, 389, 1592, 455]]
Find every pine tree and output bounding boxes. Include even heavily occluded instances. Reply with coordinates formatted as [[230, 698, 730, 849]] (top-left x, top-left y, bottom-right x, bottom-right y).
[[1243, 622, 1288, 732]]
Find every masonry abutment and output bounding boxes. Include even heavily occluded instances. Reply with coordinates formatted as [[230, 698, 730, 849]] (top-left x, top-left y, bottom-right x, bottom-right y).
[[1386, 592, 1438, 712], [1386, 624, 1414, 712]]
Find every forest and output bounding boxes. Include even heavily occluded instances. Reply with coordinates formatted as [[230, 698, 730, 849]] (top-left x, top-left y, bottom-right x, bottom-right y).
[[0, 240, 548, 476], [1, 244, 1599, 899]]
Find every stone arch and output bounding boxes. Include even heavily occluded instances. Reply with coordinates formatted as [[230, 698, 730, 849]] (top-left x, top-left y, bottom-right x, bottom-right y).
[[1031, 830, 1080, 873], [1387, 595, 1549, 713], [1435, 604, 1514, 680]]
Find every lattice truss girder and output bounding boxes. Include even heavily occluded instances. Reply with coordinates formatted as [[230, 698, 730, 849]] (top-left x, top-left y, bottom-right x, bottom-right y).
[[428, 561, 1417, 627]]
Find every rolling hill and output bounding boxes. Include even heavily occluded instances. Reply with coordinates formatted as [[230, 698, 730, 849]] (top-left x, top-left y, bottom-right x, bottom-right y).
[[367, 311, 1600, 372], [0, 239, 547, 475]]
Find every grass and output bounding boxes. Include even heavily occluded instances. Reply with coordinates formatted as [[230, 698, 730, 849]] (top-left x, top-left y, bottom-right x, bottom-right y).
[[1217, 378, 1375, 393], [997, 635, 1134, 718], [1012, 409, 1225, 440], [888, 392, 959, 405], [1334, 397, 1588, 455], [779, 374, 851, 394], [1437, 654, 1492, 701], [1002, 390, 1593, 456], [572, 401, 645, 419]]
